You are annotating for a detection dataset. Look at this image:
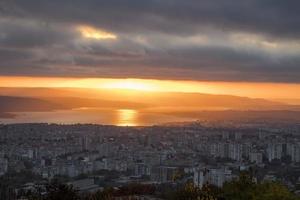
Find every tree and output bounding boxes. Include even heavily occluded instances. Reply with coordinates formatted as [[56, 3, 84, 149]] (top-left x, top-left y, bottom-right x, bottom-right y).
[[45, 181, 80, 200], [26, 180, 80, 200], [84, 188, 114, 200], [222, 172, 300, 200], [23, 173, 300, 200], [254, 182, 298, 200], [222, 172, 256, 200], [169, 182, 218, 200]]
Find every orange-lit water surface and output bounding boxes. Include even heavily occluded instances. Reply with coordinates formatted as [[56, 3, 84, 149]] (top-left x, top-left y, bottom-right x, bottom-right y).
[[0, 108, 197, 126]]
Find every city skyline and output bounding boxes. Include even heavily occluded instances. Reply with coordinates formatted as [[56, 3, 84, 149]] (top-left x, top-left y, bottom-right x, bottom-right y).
[[1, 1, 300, 199]]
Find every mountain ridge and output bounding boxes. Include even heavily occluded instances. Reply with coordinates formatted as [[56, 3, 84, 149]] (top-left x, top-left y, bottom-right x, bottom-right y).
[[0, 87, 300, 119]]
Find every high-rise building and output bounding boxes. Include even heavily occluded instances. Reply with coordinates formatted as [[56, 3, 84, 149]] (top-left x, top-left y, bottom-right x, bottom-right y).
[[151, 165, 179, 183], [194, 167, 233, 188], [250, 152, 263, 164], [0, 157, 8, 176], [229, 143, 242, 161], [134, 161, 150, 177], [267, 143, 283, 162], [287, 143, 300, 163]]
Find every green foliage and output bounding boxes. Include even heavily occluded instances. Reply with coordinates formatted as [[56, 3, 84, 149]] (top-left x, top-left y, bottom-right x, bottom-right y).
[[84, 183, 155, 200], [222, 172, 299, 200], [26, 180, 80, 200], [169, 172, 300, 200], [222, 172, 256, 200], [45, 181, 80, 200], [22, 172, 300, 200], [84, 188, 114, 200], [169, 182, 218, 200], [254, 181, 298, 200], [116, 183, 155, 196]]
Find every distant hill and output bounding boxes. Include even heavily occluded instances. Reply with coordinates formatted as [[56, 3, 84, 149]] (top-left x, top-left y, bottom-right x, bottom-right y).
[[42, 97, 148, 109], [0, 112, 15, 118], [0, 95, 148, 115], [0, 87, 299, 111], [0, 88, 299, 123], [158, 110, 300, 123], [0, 96, 63, 112]]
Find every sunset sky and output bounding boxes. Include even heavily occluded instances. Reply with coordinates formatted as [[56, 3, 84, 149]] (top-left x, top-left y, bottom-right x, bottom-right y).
[[0, 1, 299, 100], [0, 76, 300, 100]]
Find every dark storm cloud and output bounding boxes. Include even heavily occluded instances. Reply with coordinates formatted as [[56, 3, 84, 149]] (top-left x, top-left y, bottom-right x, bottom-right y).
[[0, 0, 299, 82], [0, 19, 75, 48], [2, 0, 300, 39]]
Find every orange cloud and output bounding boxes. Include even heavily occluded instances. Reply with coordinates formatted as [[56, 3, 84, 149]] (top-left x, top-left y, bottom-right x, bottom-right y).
[[0, 76, 299, 101], [78, 25, 117, 40]]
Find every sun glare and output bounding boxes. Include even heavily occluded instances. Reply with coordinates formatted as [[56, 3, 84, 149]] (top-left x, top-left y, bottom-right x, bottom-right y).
[[101, 79, 157, 91], [117, 109, 137, 126], [78, 25, 117, 40], [0, 76, 300, 100]]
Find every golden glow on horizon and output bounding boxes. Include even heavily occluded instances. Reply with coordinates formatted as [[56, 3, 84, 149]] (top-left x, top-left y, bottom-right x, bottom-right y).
[[117, 109, 137, 126], [0, 76, 299, 100], [102, 79, 157, 91], [78, 25, 117, 40]]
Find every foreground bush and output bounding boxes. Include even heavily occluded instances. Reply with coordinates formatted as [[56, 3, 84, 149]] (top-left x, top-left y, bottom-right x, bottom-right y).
[[25, 173, 300, 200]]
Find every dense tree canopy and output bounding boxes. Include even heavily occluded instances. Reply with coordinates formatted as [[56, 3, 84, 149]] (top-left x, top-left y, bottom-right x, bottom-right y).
[[24, 173, 300, 200]]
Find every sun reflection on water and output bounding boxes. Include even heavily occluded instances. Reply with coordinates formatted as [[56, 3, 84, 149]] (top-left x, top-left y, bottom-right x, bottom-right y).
[[117, 109, 138, 126]]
